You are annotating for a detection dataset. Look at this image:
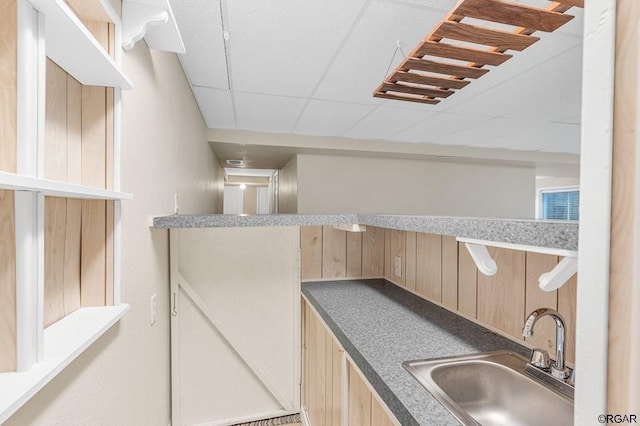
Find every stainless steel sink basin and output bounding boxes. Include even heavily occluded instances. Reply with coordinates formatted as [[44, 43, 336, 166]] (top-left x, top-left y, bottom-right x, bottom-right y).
[[403, 351, 573, 426]]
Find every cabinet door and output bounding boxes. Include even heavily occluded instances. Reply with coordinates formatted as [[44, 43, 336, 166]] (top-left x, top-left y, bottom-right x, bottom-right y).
[[170, 227, 300, 426]]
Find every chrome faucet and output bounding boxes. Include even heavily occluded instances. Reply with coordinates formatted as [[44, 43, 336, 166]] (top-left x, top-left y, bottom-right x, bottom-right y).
[[522, 308, 570, 381]]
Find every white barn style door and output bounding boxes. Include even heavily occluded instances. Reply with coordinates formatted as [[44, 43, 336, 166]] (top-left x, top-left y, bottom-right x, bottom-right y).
[[170, 227, 301, 425]]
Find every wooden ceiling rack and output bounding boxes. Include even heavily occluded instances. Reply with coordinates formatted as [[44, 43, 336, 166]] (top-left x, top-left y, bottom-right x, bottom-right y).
[[374, 0, 583, 105]]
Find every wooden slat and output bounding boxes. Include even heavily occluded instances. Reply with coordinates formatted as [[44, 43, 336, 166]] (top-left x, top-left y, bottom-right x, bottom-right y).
[[380, 83, 453, 99], [405, 232, 417, 292], [308, 310, 326, 425], [105, 200, 114, 305], [324, 332, 333, 425], [458, 243, 478, 318], [373, 92, 440, 105], [558, 273, 576, 365], [416, 233, 442, 302], [45, 60, 68, 181], [454, 0, 573, 32], [371, 395, 395, 426], [348, 363, 371, 426], [301, 226, 323, 280], [322, 226, 346, 279], [346, 231, 363, 278], [384, 229, 391, 281], [402, 57, 489, 79], [81, 85, 107, 188], [80, 199, 106, 306], [415, 40, 512, 66], [552, 0, 583, 7], [477, 247, 526, 340], [44, 197, 67, 327], [106, 87, 114, 190], [362, 226, 385, 277], [0, 0, 17, 173], [433, 21, 539, 51], [331, 340, 342, 426], [66, 0, 113, 23], [524, 253, 559, 354], [81, 19, 109, 53], [0, 190, 16, 372], [390, 230, 406, 286], [302, 301, 309, 408], [66, 75, 82, 184], [441, 236, 458, 310], [63, 199, 81, 315], [390, 70, 469, 89]]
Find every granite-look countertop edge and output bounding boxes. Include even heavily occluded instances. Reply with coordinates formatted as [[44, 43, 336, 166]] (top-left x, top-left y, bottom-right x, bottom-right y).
[[302, 279, 530, 425], [153, 213, 578, 250], [152, 213, 359, 228]]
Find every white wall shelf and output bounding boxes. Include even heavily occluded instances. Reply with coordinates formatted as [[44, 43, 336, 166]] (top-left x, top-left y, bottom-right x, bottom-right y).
[[0, 304, 130, 424], [28, 0, 133, 89], [0, 172, 133, 200], [122, 0, 185, 53]]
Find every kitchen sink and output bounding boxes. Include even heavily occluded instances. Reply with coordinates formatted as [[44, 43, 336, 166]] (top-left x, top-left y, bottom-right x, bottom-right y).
[[403, 351, 573, 426]]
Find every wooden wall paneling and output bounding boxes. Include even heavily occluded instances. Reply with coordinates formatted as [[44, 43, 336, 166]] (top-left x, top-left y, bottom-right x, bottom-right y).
[[371, 395, 395, 426], [66, 0, 113, 23], [0, 190, 16, 372], [81, 20, 109, 53], [346, 231, 363, 278], [0, 0, 17, 173], [322, 226, 347, 279], [405, 231, 417, 292], [441, 236, 458, 310], [384, 229, 391, 281], [477, 247, 526, 340], [301, 300, 309, 408], [331, 340, 342, 426], [362, 227, 384, 278], [45, 60, 68, 181], [301, 226, 323, 281], [558, 273, 577, 365], [524, 253, 559, 354], [348, 363, 371, 426], [458, 243, 478, 318], [81, 85, 107, 189], [106, 88, 114, 190], [108, 23, 115, 58], [324, 332, 333, 425], [63, 199, 82, 314], [105, 200, 114, 305], [66, 75, 82, 184], [390, 230, 406, 286], [308, 310, 326, 425], [44, 197, 67, 326], [80, 199, 106, 306], [415, 233, 442, 302]]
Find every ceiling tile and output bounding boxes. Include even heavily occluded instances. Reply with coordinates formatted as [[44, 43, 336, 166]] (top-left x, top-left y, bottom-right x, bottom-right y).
[[445, 44, 582, 122], [343, 106, 436, 140], [226, 0, 368, 97], [234, 92, 307, 133], [432, 118, 580, 153], [313, 0, 446, 105], [170, 0, 229, 89], [294, 100, 376, 136], [392, 112, 494, 143], [192, 87, 236, 129]]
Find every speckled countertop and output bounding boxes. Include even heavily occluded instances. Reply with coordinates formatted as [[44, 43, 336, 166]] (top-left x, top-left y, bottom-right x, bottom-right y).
[[153, 213, 578, 251], [302, 279, 530, 426]]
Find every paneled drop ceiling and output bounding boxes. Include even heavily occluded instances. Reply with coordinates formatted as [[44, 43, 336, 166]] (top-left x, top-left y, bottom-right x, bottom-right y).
[[170, 0, 583, 154]]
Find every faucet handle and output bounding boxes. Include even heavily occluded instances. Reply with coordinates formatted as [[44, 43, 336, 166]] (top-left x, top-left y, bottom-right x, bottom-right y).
[[529, 348, 551, 369]]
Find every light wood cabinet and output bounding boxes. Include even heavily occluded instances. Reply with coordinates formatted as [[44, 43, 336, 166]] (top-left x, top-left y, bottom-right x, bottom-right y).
[[302, 298, 398, 426]]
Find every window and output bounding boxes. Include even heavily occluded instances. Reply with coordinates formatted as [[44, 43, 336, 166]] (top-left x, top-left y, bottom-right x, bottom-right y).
[[540, 189, 580, 221]]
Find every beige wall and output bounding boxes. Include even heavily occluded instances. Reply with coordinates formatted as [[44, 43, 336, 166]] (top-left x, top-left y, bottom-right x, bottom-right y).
[[535, 176, 580, 192], [279, 155, 298, 213], [6, 42, 220, 425], [243, 185, 258, 214], [295, 154, 535, 218]]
